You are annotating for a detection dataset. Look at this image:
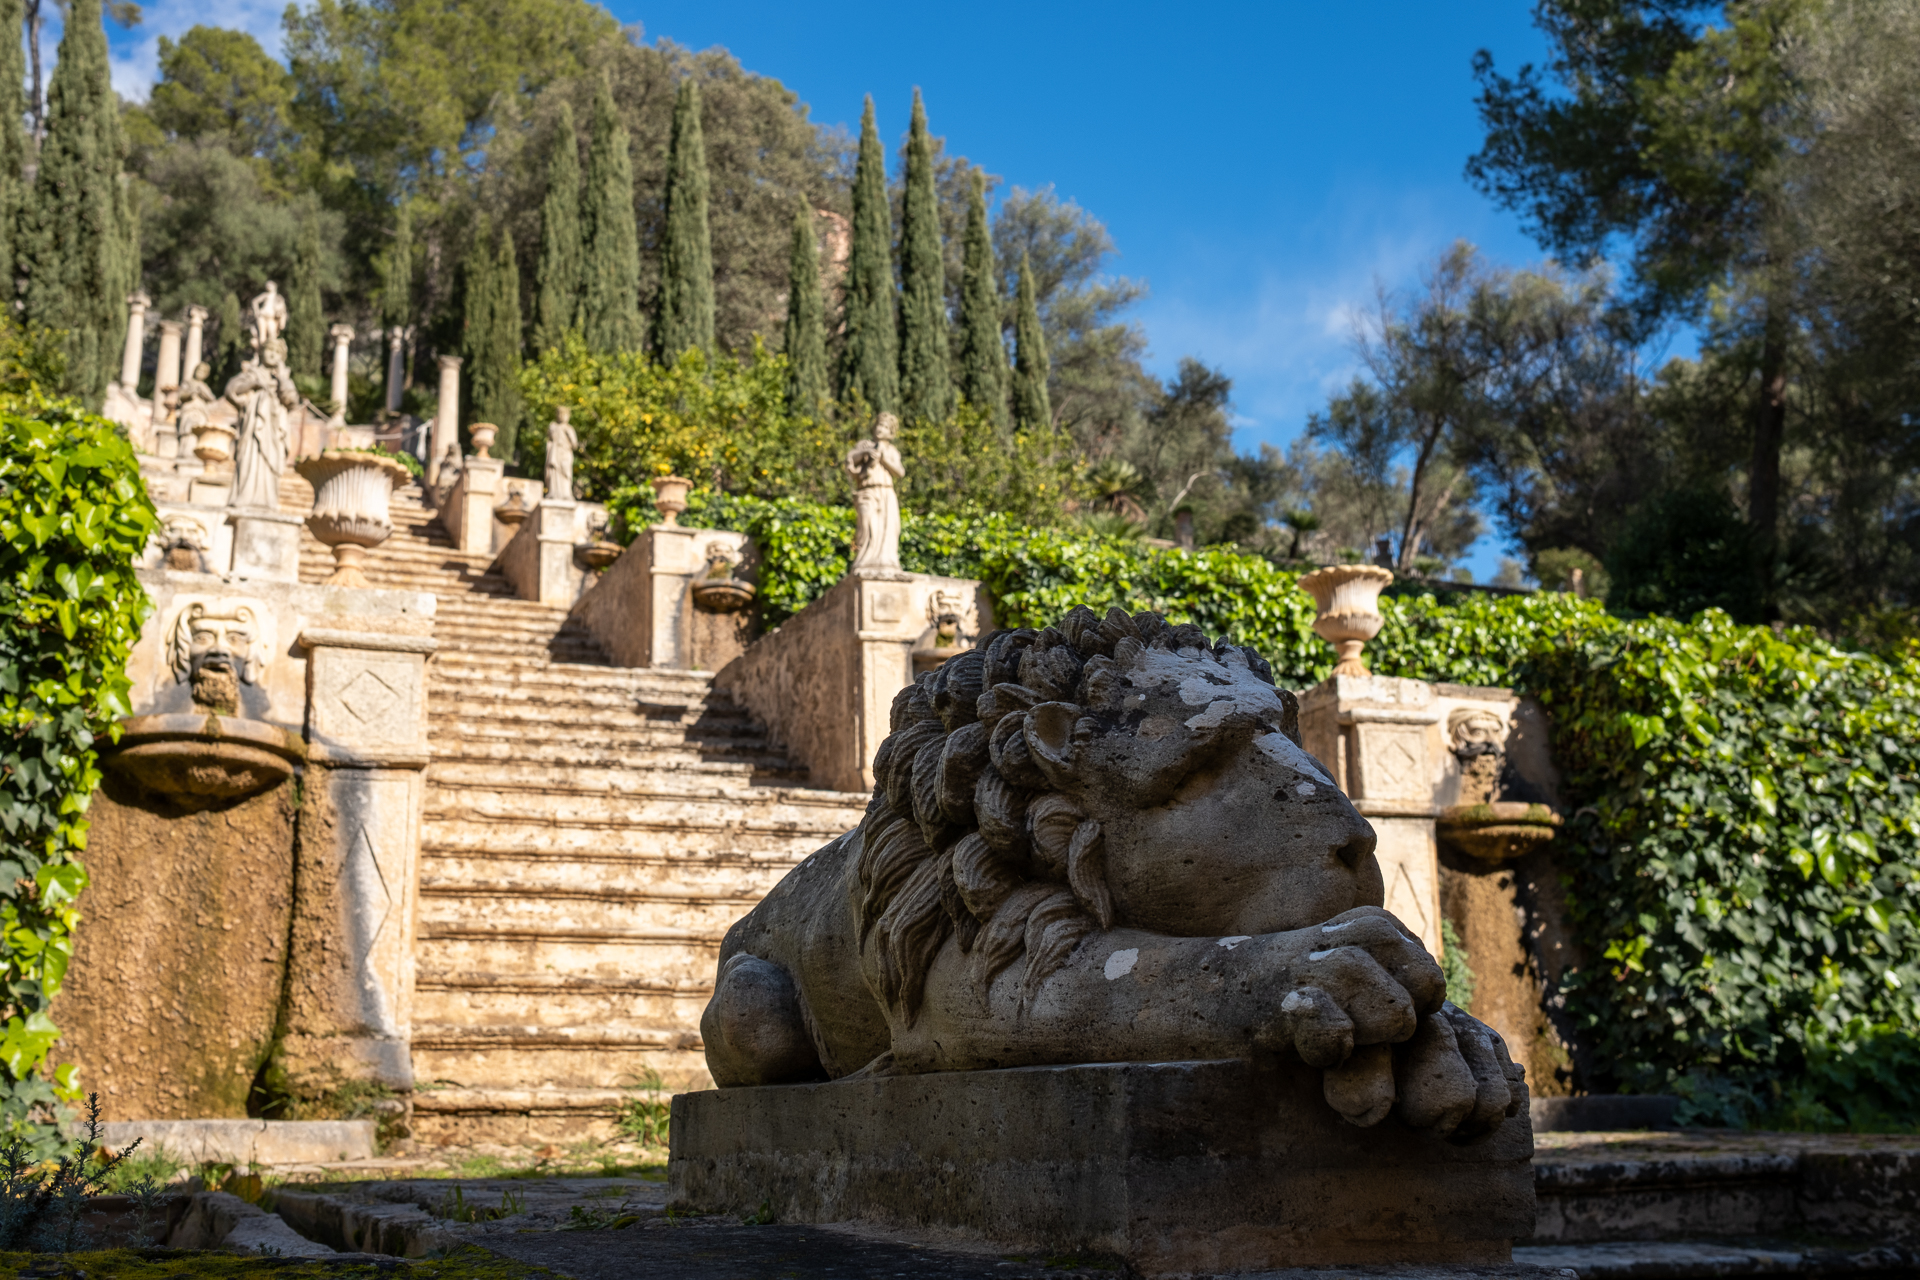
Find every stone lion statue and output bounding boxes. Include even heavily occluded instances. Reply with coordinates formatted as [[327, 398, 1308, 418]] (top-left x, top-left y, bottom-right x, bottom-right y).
[[703, 606, 1525, 1139]]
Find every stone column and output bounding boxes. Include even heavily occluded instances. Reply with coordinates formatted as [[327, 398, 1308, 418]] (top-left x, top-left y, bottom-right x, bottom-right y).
[[284, 626, 437, 1098], [120, 292, 151, 391], [384, 329, 407, 415], [328, 324, 355, 426], [429, 354, 461, 487], [182, 305, 208, 379], [154, 319, 184, 394]]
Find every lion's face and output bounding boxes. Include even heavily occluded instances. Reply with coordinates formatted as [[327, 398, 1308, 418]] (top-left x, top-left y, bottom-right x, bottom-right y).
[[1024, 643, 1383, 937]]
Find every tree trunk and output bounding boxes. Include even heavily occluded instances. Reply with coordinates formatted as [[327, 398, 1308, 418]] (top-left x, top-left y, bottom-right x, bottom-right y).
[[1749, 300, 1788, 545]]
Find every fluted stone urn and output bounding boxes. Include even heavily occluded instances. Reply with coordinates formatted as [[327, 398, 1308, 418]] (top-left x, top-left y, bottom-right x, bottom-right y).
[[469, 422, 498, 459], [192, 419, 237, 465], [651, 475, 692, 527], [1297, 564, 1394, 677], [295, 449, 414, 588]]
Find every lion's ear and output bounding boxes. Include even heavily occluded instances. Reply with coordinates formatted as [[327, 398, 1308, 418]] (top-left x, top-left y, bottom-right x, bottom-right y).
[[1023, 702, 1079, 788]]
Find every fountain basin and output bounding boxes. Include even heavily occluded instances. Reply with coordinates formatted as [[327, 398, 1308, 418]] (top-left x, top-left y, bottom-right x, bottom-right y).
[[1437, 801, 1562, 862], [104, 714, 304, 811]]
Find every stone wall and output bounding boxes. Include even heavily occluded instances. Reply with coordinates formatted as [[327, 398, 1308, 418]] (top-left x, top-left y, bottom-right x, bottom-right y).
[[54, 775, 295, 1118], [568, 525, 753, 670]]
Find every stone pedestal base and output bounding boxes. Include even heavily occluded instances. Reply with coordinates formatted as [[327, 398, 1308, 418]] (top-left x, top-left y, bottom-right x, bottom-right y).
[[668, 1059, 1534, 1274], [227, 508, 305, 583]]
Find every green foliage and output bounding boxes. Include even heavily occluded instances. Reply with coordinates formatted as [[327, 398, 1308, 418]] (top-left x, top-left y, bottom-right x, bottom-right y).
[[1607, 485, 1759, 622], [956, 172, 1007, 431], [519, 336, 843, 507], [288, 215, 324, 381], [533, 101, 582, 354], [379, 202, 413, 333], [656, 78, 714, 361], [0, 399, 156, 1138], [612, 1069, 671, 1148], [0, 0, 24, 294], [581, 73, 643, 354], [897, 90, 952, 426], [839, 98, 897, 414], [1012, 250, 1052, 430], [20, 0, 135, 404], [464, 221, 525, 462], [136, 25, 292, 160], [782, 206, 829, 417], [1440, 919, 1476, 1012]]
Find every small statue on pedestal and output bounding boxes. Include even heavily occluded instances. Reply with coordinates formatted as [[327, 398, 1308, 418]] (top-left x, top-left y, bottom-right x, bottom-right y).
[[545, 406, 577, 503], [847, 411, 903, 572], [225, 339, 298, 510]]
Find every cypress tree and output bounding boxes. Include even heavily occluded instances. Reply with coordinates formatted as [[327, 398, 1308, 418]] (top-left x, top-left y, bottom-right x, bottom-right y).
[[783, 205, 828, 417], [955, 171, 1007, 429], [1011, 251, 1052, 431], [289, 214, 324, 379], [468, 223, 525, 461], [19, 0, 135, 401], [897, 89, 951, 424], [381, 202, 413, 332], [580, 73, 642, 353], [657, 77, 714, 361], [534, 100, 582, 352], [837, 96, 896, 413], [216, 290, 244, 381], [0, 0, 26, 295]]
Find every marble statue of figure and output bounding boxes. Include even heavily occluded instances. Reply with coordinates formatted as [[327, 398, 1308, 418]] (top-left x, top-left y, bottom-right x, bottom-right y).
[[701, 605, 1526, 1143], [847, 411, 904, 572], [248, 282, 289, 350], [545, 406, 577, 503], [175, 362, 218, 433], [225, 340, 299, 509]]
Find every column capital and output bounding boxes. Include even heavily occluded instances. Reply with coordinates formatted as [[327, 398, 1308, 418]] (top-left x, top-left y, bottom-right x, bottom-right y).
[[126, 291, 151, 313], [155, 318, 182, 336], [329, 323, 355, 344], [185, 304, 208, 324], [436, 354, 463, 372]]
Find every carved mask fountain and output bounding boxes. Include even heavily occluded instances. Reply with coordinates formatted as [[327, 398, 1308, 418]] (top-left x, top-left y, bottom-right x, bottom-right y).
[[690, 542, 755, 613], [102, 597, 303, 812], [1435, 705, 1561, 861]]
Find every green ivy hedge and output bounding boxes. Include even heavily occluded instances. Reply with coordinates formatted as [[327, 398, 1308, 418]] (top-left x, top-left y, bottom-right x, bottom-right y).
[[656, 492, 1919, 1129], [0, 398, 155, 1145]]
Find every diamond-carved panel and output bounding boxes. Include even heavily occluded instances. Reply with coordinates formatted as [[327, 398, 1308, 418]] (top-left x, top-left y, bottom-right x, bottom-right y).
[[343, 822, 392, 966], [338, 668, 399, 725], [1357, 725, 1428, 801]]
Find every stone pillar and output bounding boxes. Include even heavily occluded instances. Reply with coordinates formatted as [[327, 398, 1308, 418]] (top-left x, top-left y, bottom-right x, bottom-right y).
[[121, 291, 151, 391], [182, 305, 208, 379], [226, 510, 305, 583], [283, 627, 436, 1098], [384, 329, 407, 415], [428, 355, 461, 487], [154, 319, 184, 395], [328, 324, 355, 426], [439, 457, 505, 556]]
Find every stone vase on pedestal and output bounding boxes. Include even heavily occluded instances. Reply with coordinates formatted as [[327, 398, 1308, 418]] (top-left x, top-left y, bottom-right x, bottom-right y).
[[651, 475, 691, 526], [295, 450, 415, 588], [192, 419, 237, 466], [1298, 565, 1394, 676]]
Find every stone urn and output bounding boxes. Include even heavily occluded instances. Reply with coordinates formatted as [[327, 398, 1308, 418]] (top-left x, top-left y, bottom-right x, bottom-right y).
[[1297, 564, 1394, 677], [295, 449, 414, 588], [1437, 801, 1563, 862], [103, 713, 305, 813], [651, 475, 692, 527], [495, 487, 531, 528], [191, 417, 237, 465], [469, 422, 498, 459]]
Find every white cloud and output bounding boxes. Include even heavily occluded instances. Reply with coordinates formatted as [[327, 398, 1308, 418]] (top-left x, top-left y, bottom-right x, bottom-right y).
[[98, 0, 289, 102]]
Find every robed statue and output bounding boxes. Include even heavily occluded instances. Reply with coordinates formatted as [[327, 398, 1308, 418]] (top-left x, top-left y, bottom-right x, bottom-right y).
[[226, 339, 299, 510], [545, 406, 577, 503], [847, 411, 904, 572]]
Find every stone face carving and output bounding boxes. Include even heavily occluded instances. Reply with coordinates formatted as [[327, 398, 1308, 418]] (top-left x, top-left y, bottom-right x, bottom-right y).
[[165, 596, 274, 711], [226, 340, 299, 510], [847, 411, 903, 573], [703, 605, 1525, 1141], [545, 406, 576, 503], [1449, 706, 1507, 807]]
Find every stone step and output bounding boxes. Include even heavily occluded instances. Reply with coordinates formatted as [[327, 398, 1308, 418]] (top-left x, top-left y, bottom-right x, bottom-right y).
[[418, 853, 804, 896], [427, 723, 779, 756], [425, 740, 801, 774], [419, 826, 838, 862], [423, 768, 864, 813], [412, 1041, 709, 1099], [418, 883, 757, 939], [411, 928, 720, 997], [412, 971, 711, 1032]]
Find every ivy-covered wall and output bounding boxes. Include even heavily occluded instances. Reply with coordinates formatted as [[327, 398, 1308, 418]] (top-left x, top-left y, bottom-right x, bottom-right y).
[[641, 492, 1920, 1129], [0, 397, 155, 1145]]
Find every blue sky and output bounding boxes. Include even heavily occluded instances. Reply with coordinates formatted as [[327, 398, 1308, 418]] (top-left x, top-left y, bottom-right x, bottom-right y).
[[101, 0, 1559, 576]]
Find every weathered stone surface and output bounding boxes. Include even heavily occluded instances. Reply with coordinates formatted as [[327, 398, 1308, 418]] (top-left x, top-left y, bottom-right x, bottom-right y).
[[670, 1059, 1535, 1272], [98, 1118, 375, 1165], [568, 523, 754, 670]]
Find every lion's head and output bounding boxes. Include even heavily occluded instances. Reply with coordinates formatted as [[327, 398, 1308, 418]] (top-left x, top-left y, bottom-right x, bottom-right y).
[[857, 605, 1381, 1025]]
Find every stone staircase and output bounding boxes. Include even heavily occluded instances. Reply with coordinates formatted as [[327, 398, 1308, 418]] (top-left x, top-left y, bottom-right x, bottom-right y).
[[283, 475, 870, 1145]]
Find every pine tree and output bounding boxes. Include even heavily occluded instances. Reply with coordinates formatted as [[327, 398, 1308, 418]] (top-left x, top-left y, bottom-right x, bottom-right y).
[[657, 77, 714, 361], [783, 205, 828, 417], [580, 73, 642, 353], [896, 89, 951, 424], [1012, 251, 1052, 431], [955, 171, 1007, 430], [533, 100, 581, 352], [468, 222, 525, 461], [289, 214, 324, 379], [0, 0, 27, 295], [837, 96, 896, 413], [19, 0, 135, 401]]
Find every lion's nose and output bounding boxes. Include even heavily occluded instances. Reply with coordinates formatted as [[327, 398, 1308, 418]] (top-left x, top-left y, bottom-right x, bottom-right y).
[[1334, 825, 1377, 869]]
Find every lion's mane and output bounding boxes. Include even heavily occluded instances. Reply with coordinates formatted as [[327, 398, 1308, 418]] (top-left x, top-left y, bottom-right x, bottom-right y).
[[856, 604, 1281, 1024]]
